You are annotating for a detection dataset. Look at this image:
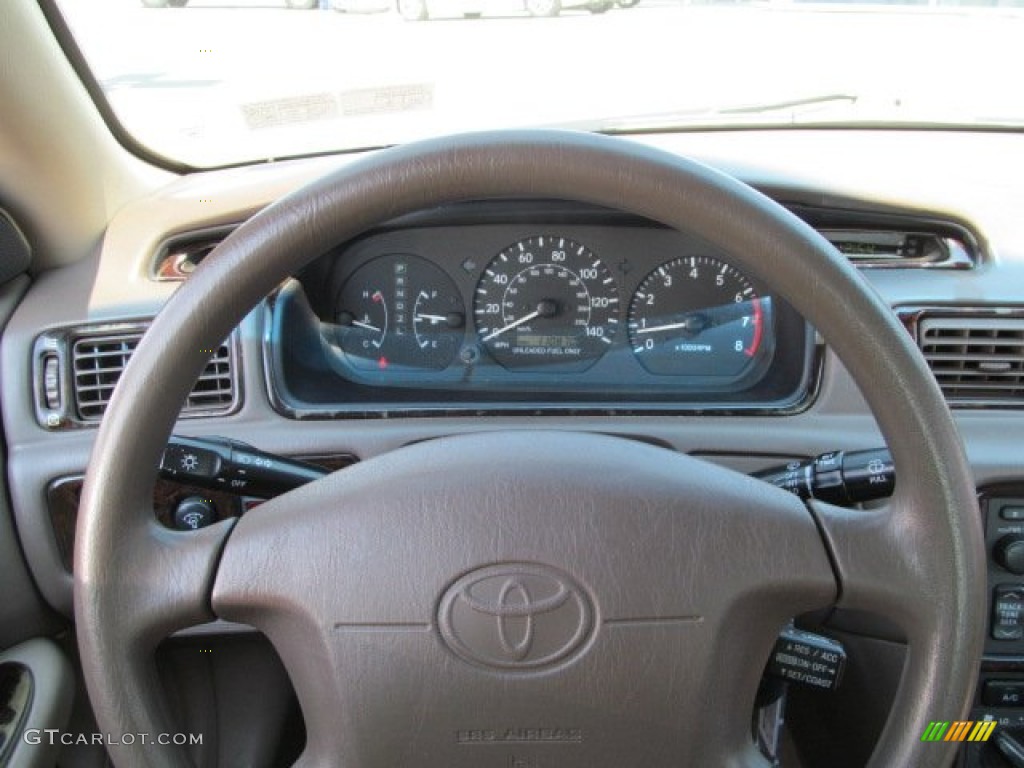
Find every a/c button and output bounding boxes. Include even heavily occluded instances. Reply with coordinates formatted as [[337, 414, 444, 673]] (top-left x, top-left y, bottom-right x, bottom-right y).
[[984, 680, 1024, 707]]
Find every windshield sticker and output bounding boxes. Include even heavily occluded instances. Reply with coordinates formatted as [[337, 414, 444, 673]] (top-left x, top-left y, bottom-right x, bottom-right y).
[[241, 84, 433, 130], [241, 93, 338, 130], [339, 84, 434, 117]]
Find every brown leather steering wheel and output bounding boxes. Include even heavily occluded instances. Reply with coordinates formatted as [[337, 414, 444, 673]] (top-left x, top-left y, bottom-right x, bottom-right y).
[[75, 131, 985, 767]]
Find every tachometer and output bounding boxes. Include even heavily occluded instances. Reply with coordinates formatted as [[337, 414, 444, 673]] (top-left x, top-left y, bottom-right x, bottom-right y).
[[473, 236, 619, 371], [627, 256, 770, 377]]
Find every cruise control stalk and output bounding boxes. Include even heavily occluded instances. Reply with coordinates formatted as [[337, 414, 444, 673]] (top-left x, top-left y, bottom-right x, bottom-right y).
[[754, 448, 895, 505]]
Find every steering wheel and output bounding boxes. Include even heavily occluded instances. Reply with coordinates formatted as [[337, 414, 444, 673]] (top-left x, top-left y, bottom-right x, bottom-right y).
[[75, 131, 985, 767]]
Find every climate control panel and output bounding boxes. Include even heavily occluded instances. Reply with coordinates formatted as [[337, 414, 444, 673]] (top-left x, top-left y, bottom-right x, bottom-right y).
[[962, 491, 1024, 767], [985, 495, 1024, 653]]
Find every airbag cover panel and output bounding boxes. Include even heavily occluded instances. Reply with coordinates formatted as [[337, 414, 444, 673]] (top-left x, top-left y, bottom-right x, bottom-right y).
[[212, 431, 834, 766]]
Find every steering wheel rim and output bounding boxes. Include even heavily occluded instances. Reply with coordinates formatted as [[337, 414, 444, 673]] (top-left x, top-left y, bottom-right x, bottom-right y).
[[75, 130, 985, 767]]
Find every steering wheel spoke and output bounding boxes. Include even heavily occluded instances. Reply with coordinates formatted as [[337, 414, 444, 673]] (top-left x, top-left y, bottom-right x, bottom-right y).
[[810, 497, 929, 630], [76, 499, 234, 767], [78, 514, 234, 642], [808, 488, 986, 764], [811, 485, 983, 650]]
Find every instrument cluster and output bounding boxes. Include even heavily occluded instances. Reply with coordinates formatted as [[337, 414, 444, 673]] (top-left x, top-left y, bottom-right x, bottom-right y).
[[275, 210, 815, 412], [328, 235, 771, 385]]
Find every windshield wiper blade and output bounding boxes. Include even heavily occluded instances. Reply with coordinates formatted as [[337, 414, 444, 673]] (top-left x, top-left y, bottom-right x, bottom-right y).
[[593, 92, 862, 134], [717, 93, 859, 116]]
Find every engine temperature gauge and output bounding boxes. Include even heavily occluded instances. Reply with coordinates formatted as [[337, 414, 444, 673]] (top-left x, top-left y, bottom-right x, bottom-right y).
[[336, 288, 388, 358], [334, 254, 465, 370]]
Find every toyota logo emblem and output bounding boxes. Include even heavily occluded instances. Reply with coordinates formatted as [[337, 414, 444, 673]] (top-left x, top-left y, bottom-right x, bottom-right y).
[[438, 563, 594, 670]]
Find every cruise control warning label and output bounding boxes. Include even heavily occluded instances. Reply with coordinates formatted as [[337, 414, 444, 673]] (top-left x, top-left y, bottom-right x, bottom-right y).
[[766, 629, 845, 691]]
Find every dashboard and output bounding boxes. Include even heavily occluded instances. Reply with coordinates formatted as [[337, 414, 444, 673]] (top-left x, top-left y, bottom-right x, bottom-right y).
[[271, 202, 814, 416], [6, 128, 1024, 768]]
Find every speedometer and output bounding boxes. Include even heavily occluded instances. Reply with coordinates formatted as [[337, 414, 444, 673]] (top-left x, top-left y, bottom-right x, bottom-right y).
[[627, 255, 771, 377], [473, 236, 619, 371]]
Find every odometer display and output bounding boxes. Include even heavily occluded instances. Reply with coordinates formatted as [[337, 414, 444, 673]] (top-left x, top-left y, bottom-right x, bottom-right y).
[[627, 256, 770, 378], [473, 236, 619, 371]]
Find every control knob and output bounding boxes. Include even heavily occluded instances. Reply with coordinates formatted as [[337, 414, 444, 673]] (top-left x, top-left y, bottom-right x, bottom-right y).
[[995, 535, 1024, 576]]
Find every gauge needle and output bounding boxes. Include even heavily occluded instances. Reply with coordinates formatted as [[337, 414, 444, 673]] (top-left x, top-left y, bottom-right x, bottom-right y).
[[634, 319, 699, 335], [481, 310, 541, 342], [414, 313, 447, 324], [351, 319, 382, 333], [635, 302, 757, 335]]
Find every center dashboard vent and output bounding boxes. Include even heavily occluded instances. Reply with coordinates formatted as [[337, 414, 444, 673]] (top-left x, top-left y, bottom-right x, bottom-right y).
[[903, 310, 1024, 407], [33, 324, 240, 428]]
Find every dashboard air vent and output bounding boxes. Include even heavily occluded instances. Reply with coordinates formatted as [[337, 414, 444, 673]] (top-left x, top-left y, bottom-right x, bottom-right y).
[[71, 331, 236, 421], [154, 228, 233, 281], [915, 314, 1024, 406]]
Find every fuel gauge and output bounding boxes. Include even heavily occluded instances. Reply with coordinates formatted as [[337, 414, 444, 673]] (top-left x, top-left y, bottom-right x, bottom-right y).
[[413, 289, 465, 363]]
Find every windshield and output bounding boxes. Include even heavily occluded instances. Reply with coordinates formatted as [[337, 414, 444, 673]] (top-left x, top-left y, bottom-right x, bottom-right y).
[[53, 0, 1024, 169]]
